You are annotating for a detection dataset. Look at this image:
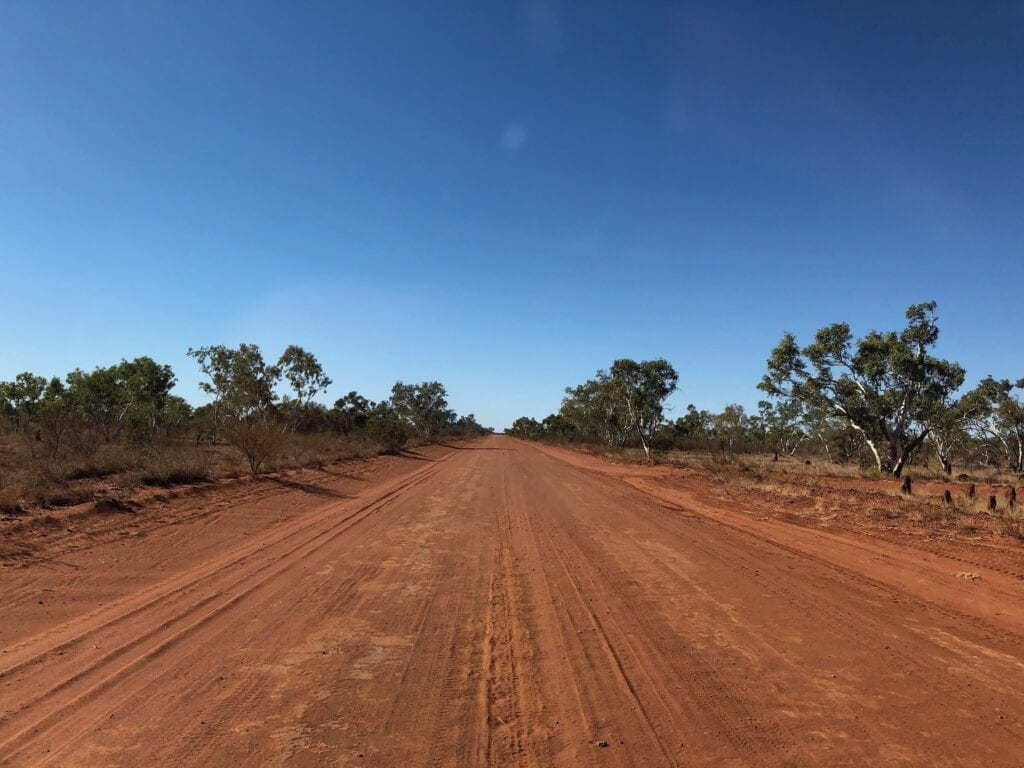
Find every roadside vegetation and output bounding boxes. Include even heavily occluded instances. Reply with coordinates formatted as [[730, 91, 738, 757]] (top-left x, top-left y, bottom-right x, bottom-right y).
[[0, 345, 489, 513], [508, 302, 1023, 534]]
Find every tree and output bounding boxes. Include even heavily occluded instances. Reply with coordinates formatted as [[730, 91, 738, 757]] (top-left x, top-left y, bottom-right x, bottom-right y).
[[0, 372, 47, 437], [57, 357, 177, 447], [608, 358, 679, 460], [278, 345, 332, 429], [390, 381, 454, 439], [158, 395, 194, 438], [450, 413, 490, 437], [673, 404, 714, 439], [190, 344, 285, 474], [561, 373, 629, 447], [541, 412, 577, 441], [332, 391, 374, 436], [190, 344, 281, 424], [759, 302, 965, 477], [187, 345, 235, 444], [119, 357, 176, 441], [507, 416, 543, 439], [36, 377, 71, 458], [365, 402, 409, 453], [961, 376, 1024, 473], [924, 397, 973, 475], [802, 405, 864, 464], [714, 404, 750, 453], [64, 365, 132, 444], [757, 399, 806, 457]]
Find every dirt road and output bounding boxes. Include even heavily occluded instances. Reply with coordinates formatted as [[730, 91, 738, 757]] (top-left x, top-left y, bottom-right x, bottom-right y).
[[3, 436, 1024, 766]]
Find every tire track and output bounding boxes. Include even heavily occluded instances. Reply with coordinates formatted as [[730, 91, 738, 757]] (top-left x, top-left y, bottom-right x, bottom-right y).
[[0, 454, 453, 763]]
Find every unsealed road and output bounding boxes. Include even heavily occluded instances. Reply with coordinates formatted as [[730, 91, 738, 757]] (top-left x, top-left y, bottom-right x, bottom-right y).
[[3, 436, 1024, 766]]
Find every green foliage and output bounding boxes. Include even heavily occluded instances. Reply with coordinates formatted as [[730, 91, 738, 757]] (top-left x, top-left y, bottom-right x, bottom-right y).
[[608, 358, 679, 458], [961, 376, 1024, 472], [518, 358, 678, 457], [278, 345, 332, 427], [757, 399, 806, 456], [1, 359, 179, 459], [390, 381, 455, 439], [450, 413, 491, 437], [673, 404, 714, 439], [189, 343, 287, 473], [331, 391, 375, 435], [760, 302, 965, 476], [365, 403, 409, 453], [0, 372, 47, 432], [187, 344, 281, 443], [561, 372, 629, 446], [2, 345, 490, 491], [507, 416, 544, 439], [714, 404, 750, 452]]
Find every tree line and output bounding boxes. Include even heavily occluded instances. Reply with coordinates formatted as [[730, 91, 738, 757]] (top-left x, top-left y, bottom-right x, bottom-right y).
[[508, 302, 1024, 478], [0, 344, 489, 475]]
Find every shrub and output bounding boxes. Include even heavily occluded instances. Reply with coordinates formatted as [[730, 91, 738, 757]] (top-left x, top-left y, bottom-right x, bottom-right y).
[[224, 419, 290, 476]]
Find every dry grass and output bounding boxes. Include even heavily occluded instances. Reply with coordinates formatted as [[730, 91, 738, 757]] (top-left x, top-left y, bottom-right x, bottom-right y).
[[560, 442, 1023, 544], [0, 432, 397, 514], [655, 448, 1021, 486]]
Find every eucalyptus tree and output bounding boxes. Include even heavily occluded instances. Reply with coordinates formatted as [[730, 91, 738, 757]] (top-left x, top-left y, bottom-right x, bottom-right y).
[[508, 416, 543, 439], [389, 381, 454, 439], [332, 391, 375, 436], [187, 345, 235, 444], [558, 358, 677, 458], [673, 404, 714, 439], [119, 357, 177, 440], [714, 403, 750, 453], [961, 376, 1024, 473], [608, 358, 679, 460], [759, 302, 965, 477], [802, 405, 863, 464], [366, 401, 409, 453], [757, 399, 806, 457], [0, 372, 47, 434], [189, 344, 281, 427], [560, 373, 628, 446], [189, 343, 286, 474], [30, 377, 74, 458], [278, 345, 332, 429]]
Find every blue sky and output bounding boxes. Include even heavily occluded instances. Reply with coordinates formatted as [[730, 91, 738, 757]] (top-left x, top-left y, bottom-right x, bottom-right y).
[[2, 2, 1022, 429]]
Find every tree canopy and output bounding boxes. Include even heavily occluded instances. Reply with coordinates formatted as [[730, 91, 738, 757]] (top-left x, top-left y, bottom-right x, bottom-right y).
[[759, 302, 965, 476]]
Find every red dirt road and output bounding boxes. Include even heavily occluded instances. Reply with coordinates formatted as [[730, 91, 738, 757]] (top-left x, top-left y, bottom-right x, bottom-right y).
[[3, 435, 1024, 766]]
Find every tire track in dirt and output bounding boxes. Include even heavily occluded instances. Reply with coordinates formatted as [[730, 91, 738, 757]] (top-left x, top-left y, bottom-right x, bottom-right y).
[[518, 453, 795, 766], [0, 453, 454, 764], [1, 455, 449, 679], [475, 457, 552, 767], [8, 436, 1024, 766], [526, 441, 1024, 763]]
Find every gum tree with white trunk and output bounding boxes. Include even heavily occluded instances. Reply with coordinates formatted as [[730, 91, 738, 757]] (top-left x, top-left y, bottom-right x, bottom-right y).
[[759, 302, 964, 478]]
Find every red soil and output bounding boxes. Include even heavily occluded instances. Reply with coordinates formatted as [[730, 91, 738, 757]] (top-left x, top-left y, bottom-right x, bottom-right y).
[[3, 436, 1024, 766]]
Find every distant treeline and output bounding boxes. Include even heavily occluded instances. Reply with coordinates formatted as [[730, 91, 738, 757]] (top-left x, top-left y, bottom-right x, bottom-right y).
[[507, 302, 1024, 478], [0, 344, 490, 475]]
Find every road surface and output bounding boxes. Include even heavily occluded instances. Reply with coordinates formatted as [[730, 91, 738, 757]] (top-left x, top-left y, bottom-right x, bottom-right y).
[[2, 435, 1024, 766]]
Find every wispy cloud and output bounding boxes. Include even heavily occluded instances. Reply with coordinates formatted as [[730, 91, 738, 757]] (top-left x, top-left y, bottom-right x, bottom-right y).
[[500, 123, 528, 151]]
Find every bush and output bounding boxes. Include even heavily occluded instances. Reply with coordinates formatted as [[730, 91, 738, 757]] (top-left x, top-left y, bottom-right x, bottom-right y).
[[368, 410, 408, 454], [223, 419, 290, 476]]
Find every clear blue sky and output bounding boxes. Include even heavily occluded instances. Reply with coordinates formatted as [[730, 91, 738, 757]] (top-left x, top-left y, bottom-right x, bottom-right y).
[[2, 2, 1022, 429]]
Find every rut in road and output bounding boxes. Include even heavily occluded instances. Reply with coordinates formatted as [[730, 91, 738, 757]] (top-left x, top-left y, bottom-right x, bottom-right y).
[[0, 453, 453, 764], [3, 436, 1024, 766]]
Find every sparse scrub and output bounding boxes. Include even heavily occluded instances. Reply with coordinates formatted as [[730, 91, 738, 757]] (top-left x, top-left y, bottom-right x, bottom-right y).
[[1, 345, 491, 511]]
